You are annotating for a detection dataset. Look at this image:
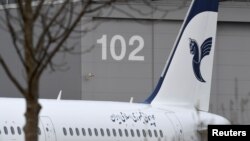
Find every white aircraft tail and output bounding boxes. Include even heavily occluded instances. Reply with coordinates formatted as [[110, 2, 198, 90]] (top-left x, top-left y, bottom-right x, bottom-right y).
[[145, 0, 219, 111]]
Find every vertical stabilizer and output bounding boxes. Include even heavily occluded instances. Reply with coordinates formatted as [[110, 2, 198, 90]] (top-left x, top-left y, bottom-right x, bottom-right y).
[[145, 0, 219, 111]]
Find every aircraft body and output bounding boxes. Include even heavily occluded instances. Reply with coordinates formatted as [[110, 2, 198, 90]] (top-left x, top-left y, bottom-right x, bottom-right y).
[[0, 0, 230, 141], [0, 98, 228, 141]]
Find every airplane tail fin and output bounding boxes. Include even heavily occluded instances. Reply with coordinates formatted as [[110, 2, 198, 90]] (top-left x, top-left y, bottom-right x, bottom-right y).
[[145, 0, 219, 111]]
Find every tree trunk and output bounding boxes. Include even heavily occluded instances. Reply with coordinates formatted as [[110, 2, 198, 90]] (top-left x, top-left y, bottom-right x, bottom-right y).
[[24, 77, 41, 141], [22, 1, 42, 140]]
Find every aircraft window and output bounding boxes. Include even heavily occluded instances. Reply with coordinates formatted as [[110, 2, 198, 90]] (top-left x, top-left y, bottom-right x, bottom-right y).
[[75, 128, 79, 136], [4, 126, 8, 135], [112, 129, 116, 137], [118, 129, 122, 137], [38, 127, 41, 135], [88, 128, 92, 136], [82, 128, 86, 136], [124, 129, 128, 137], [148, 130, 152, 137], [159, 130, 163, 137], [10, 126, 15, 135], [94, 128, 98, 136], [106, 128, 110, 136], [18, 127, 22, 135], [136, 129, 140, 137], [130, 129, 134, 137], [142, 129, 146, 137], [154, 130, 158, 137], [69, 128, 73, 136], [63, 128, 67, 136], [100, 128, 104, 136]]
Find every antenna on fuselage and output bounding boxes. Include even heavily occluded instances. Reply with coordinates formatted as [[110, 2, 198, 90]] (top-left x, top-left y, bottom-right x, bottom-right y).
[[57, 90, 62, 100], [129, 97, 134, 103]]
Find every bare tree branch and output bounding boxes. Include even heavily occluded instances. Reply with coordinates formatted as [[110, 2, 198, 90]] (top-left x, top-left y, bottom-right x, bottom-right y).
[[3, 9, 28, 71], [35, 0, 71, 53], [85, 1, 114, 13], [37, 0, 93, 76], [0, 55, 26, 95], [21, 0, 38, 66], [33, 0, 47, 21], [17, 0, 26, 21], [0, 1, 116, 141]]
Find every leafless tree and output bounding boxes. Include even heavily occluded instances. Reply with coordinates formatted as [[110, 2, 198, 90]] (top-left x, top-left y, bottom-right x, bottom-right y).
[[0, 0, 115, 141]]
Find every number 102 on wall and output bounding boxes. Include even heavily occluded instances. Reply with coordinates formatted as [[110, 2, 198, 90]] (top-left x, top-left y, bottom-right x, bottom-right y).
[[97, 34, 145, 61]]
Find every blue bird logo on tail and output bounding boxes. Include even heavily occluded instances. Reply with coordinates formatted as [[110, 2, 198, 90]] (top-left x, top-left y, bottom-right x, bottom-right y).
[[189, 37, 213, 82]]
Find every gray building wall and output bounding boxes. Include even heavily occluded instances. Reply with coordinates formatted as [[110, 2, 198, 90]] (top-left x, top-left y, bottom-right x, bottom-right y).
[[80, 0, 250, 124], [1, 0, 250, 124]]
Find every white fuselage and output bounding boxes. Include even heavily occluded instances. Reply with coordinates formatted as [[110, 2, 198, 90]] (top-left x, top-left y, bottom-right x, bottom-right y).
[[0, 98, 201, 141]]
